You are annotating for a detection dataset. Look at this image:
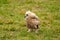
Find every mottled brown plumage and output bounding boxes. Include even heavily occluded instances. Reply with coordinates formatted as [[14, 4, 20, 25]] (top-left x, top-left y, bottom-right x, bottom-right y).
[[25, 11, 39, 33]]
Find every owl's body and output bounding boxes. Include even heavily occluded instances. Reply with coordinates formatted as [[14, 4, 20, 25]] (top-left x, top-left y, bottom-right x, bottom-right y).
[[25, 11, 39, 33]]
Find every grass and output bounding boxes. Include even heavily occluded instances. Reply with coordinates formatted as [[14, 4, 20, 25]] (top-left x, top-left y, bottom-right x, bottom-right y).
[[0, 0, 60, 40]]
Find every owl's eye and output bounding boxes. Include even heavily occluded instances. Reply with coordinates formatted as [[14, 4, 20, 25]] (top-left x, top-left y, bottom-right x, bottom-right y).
[[26, 14, 28, 16], [24, 14, 28, 18]]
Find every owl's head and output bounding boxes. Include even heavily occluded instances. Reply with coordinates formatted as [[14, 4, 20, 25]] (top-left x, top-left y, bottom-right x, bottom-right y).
[[25, 11, 36, 18]]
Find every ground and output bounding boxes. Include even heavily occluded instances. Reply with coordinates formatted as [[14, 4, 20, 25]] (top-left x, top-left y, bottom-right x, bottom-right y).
[[0, 0, 60, 40]]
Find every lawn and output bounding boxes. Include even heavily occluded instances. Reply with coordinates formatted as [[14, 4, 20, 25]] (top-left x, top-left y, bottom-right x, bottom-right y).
[[0, 0, 60, 40]]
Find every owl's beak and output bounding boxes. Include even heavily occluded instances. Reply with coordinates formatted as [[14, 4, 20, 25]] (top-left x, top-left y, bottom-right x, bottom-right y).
[[24, 15, 26, 18]]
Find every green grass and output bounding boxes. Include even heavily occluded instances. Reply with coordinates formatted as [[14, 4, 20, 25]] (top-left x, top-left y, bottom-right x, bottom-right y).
[[0, 0, 60, 40]]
